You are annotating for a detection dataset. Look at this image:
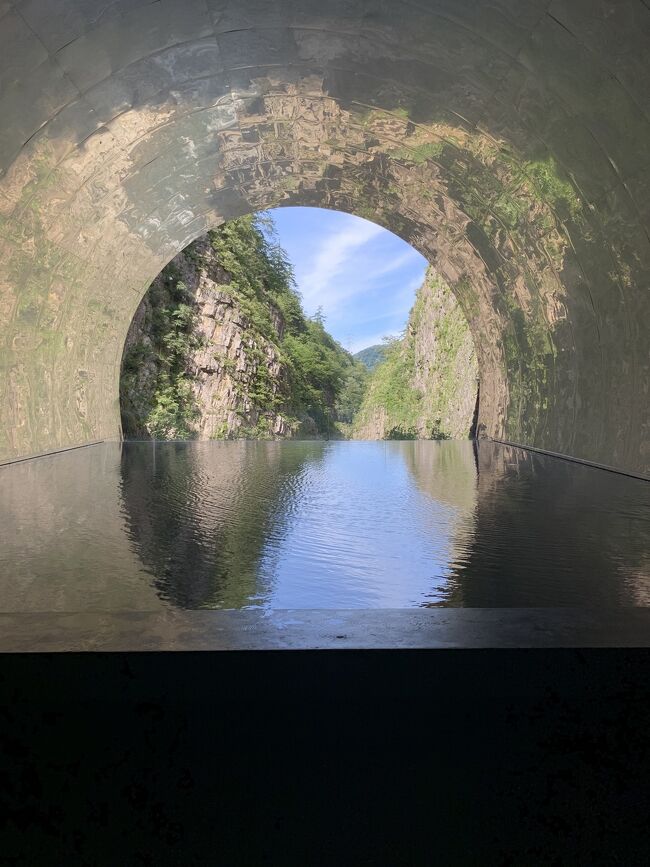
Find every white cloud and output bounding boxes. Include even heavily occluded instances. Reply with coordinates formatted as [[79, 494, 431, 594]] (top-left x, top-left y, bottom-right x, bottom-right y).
[[269, 207, 428, 351], [297, 217, 385, 311], [344, 273, 425, 354], [347, 273, 423, 322], [382, 273, 427, 306], [365, 247, 423, 281]]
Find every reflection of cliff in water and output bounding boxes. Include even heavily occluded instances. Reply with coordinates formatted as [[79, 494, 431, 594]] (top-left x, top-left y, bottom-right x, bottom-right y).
[[399, 440, 478, 606], [432, 441, 650, 607], [401, 440, 478, 514], [120, 441, 325, 608], [0, 444, 160, 612], [3, 439, 646, 613]]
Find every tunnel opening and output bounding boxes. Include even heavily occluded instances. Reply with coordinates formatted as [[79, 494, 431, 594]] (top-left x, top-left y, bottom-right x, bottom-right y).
[[118, 207, 481, 444]]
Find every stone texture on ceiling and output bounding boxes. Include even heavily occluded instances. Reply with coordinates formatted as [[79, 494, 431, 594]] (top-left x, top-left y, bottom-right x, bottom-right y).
[[0, 0, 648, 474]]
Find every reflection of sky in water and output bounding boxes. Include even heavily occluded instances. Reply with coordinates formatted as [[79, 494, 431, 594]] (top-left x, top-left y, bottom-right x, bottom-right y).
[[256, 443, 470, 608], [1, 440, 648, 611]]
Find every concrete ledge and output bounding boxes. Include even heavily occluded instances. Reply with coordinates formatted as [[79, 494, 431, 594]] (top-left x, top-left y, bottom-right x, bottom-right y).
[[1, 607, 649, 652]]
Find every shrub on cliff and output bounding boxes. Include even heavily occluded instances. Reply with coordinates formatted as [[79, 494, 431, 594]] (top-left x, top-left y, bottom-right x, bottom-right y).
[[121, 214, 365, 439]]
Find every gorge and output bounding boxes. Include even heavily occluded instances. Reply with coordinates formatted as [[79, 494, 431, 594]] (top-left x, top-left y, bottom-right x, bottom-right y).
[[120, 213, 478, 442]]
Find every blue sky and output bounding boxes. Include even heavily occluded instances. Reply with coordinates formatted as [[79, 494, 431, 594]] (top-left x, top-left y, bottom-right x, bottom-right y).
[[266, 207, 427, 354]]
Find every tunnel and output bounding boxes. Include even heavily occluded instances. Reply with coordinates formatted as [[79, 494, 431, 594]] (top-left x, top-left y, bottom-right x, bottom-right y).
[[0, 0, 648, 476], [2, 6, 650, 859]]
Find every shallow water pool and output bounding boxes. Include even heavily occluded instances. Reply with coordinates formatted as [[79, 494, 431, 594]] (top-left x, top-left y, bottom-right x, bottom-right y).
[[1, 439, 648, 611]]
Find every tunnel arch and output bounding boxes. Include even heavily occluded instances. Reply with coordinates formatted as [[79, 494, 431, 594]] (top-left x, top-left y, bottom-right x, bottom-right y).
[[0, 0, 648, 474]]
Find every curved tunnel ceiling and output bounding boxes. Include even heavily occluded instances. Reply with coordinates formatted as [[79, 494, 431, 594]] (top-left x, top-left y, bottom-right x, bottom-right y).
[[0, 0, 648, 474]]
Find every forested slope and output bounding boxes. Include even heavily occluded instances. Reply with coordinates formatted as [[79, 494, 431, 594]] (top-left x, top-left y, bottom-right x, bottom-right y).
[[353, 269, 478, 440], [120, 216, 366, 440]]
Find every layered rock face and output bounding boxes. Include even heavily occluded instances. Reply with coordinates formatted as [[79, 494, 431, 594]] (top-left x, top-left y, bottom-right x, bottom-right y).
[[409, 272, 478, 438], [121, 236, 308, 440], [354, 270, 478, 440], [188, 286, 292, 439]]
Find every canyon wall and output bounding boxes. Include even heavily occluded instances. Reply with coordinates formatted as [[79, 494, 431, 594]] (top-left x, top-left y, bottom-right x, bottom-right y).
[[354, 270, 478, 440], [120, 218, 356, 440], [122, 237, 294, 439]]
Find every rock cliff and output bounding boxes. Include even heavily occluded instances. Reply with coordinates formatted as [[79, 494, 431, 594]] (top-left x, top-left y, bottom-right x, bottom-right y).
[[353, 269, 478, 440], [121, 217, 356, 440], [121, 218, 476, 443]]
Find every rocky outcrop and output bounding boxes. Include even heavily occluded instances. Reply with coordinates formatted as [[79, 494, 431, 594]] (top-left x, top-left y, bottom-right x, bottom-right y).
[[121, 236, 306, 440], [189, 285, 293, 439], [353, 269, 478, 440]]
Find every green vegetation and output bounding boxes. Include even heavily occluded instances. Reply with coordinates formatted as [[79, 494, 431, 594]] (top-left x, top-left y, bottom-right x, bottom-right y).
[[353, 271, 477, 440], [282, 317, 359, 434], [388, 140, 445, 165], [354, 344, 387, 371], [121, 275, 205, 439], [355, 332, 451, 440], [335, 360, 370, 424], [208, 215, 366, 436], [360, 336, 424, 434], [121, 214, 368, 440], [121, 219, 477, 443]]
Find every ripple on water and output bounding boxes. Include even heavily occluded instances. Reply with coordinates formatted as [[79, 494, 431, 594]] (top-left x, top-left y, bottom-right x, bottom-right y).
[[0, 440, 648, 610]]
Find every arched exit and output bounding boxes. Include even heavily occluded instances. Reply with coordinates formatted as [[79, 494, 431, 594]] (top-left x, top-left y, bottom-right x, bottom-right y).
[[0, 0, 648, 475]]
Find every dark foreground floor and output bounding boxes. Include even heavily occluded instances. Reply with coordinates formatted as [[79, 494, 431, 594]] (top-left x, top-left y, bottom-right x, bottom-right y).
[[1, 649, 649, 865]]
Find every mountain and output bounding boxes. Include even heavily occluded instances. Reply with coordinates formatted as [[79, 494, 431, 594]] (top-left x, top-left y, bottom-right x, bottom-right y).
[[353, 268, 478, 440], [354, 344, 387, 371], [120, 215, 365, 440]]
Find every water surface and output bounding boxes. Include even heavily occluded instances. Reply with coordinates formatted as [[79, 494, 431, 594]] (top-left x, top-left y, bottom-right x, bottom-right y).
[[0, 440, 648, 610]]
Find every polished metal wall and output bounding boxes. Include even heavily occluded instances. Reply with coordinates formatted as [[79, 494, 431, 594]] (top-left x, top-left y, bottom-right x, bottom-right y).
[[0, 1, 648, 472]]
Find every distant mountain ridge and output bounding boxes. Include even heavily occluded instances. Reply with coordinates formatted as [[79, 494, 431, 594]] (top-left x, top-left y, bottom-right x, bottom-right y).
[[354, 344, 387, 371]]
